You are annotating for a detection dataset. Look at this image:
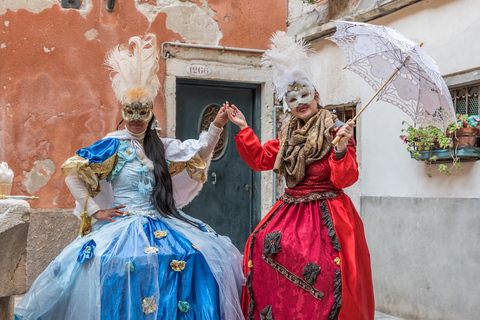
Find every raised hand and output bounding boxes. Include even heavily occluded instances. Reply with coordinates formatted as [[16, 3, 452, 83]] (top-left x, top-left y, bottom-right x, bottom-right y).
[[335, 119, 355, 151], [213, 105, 229, 128], [224, 101, 248, 130], [93, 204, 126, 222]]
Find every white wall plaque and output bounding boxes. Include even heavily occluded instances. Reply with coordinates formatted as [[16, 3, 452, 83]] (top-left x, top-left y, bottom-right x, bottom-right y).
[[186, 64, 212, 77]]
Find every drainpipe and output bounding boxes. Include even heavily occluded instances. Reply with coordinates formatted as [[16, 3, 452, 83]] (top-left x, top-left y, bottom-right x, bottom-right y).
[[272, 105, 283, 205], [161, 42, 265, 60]]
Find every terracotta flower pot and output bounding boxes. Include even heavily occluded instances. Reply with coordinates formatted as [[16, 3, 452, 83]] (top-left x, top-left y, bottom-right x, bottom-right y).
[[454, 127, 478, 147]]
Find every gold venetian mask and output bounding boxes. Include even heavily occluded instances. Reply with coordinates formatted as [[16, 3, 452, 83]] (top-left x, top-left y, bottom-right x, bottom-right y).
[[122, 101, 153, 122]]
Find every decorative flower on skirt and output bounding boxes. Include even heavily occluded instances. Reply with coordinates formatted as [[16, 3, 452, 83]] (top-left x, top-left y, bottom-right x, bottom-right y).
[[154, 230, 168, 239], [144, 246, 159, 254], [124, 261, 135, 273], [302, 262, 321, 285], [260, 305, 274, 320], [177, 301, 190, 313], [263, 231, 282, 256], [142, 296, 157, 314], [170, 260, 186, 272], [77, 239, 96, 263]]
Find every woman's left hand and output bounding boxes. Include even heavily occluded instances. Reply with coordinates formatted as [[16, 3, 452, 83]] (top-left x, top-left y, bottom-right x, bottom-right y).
[[212, 106, 229, 128], [336, 119, 355, 151]]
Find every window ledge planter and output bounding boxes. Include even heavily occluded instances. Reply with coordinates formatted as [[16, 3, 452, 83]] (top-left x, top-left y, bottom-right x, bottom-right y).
[[410, 146, 480, 162]]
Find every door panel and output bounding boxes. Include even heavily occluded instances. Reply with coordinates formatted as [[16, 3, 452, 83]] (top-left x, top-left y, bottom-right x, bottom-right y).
[[175, 79, 261, 251]]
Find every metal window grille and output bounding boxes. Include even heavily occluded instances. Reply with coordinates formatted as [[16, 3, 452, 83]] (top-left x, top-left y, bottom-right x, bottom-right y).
[[450, 85, 480, 116], [325, 103, 357, 142]]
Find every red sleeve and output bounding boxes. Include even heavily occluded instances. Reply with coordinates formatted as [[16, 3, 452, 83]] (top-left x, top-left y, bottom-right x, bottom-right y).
[[328, 136, 358, 189], [234, 126, 279, 171]]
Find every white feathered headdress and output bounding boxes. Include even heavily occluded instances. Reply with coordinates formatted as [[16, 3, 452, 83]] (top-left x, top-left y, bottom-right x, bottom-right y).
[[105, 34, 161, 105], [261, 31, 316, 100]]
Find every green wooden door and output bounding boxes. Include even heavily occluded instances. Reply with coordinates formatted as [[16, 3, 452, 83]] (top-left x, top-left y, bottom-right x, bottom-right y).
[[175, 79, 261, 252]]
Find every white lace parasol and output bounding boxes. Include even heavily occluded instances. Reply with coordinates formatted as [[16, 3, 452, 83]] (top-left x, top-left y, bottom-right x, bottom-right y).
[[329, 21, 455, 132]]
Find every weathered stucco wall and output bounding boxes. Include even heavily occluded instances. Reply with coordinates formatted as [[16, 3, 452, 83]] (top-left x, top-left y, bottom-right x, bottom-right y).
[[0, 0, 286, 211]]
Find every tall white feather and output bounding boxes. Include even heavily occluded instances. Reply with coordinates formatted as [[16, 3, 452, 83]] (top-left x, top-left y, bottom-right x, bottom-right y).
[[261, 31, 315, 100], [105, 34, 161, 104]]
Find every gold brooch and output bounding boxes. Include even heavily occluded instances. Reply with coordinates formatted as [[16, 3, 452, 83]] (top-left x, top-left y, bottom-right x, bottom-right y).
[[170, 260, 186, 272], [154, 230, 168, 239], [248, 260, 253, 269], [123, 211, 132, 217], [144, 247, 159, 254], [334, 257, 341, 266]]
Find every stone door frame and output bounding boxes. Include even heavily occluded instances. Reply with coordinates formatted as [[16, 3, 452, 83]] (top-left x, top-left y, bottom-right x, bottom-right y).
[[164, 53, 276, 217]]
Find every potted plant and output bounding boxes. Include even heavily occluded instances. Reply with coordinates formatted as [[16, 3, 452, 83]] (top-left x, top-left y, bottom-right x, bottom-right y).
[[400, 121, 452, 159], [447, 114, 480, 147], [400, 121, 458, 176]]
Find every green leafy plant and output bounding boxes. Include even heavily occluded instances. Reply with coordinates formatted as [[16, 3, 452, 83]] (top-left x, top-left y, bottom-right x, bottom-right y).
[[447, 114, 480, 133], [400, 121, 460, 176]]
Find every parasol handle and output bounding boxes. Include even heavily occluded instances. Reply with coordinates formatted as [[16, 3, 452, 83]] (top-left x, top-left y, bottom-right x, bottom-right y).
[[332, 42, 423, 147]]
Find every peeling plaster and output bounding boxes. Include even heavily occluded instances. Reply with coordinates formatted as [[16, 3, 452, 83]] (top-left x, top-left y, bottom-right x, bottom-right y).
[[22, 159, 55, 194], [135, 0, 222, 44], [0, 0, 57, 15], [79, 0, 93, 17], [4, 21, 9, 27], [84, 28, 98, 41], [0, 0, 92, 17], [43, 46, 55, 52], [1, 43, 6, 49]]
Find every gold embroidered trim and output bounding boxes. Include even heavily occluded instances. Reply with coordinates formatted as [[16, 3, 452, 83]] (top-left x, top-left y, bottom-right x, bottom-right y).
[[78, 194, 92, 237], [168, 153, 206, 183], [61, 153, 117, 197], [262, 254, 324, 300], [90, 154, 118, 180], [168, 161, 188, 176], [279, 192, 338, 204]]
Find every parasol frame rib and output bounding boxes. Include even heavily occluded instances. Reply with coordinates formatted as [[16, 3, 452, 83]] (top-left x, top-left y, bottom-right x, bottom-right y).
[[332, 43, 423, 146]]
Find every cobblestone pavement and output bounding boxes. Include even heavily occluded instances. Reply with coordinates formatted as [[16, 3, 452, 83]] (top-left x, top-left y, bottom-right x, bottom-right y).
[[375, 311, 406, 319]]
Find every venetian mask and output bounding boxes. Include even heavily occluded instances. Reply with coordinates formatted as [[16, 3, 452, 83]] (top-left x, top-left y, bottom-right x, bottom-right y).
[[122, 101, 153, 122], [285, 83, 315, 109]]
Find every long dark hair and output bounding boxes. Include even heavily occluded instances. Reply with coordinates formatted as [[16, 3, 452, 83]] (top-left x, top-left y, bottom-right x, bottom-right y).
[[143, 117, 200, 228]]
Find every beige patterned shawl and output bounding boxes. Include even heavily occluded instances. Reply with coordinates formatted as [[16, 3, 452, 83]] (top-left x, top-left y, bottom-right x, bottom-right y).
[[274, 108, 337, 188]]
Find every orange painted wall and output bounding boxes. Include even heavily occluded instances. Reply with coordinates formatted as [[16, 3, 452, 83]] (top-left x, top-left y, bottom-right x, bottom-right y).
[[0, 0, 286, 209]]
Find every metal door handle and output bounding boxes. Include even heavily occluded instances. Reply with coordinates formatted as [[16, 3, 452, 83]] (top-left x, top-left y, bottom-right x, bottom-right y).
[[245, 184, 250, 191], [211, 172, 217, 185]]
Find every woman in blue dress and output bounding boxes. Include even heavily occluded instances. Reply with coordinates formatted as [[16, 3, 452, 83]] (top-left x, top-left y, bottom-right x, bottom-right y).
[[14, 34, 244, 320]]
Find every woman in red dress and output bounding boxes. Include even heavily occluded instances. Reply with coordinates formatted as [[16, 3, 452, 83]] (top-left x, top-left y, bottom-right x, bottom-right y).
[[224, 32, 375, 320]]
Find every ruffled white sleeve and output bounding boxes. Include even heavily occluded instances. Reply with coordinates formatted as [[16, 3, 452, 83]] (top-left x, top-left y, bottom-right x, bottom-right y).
[[163, 123, 223, 208]]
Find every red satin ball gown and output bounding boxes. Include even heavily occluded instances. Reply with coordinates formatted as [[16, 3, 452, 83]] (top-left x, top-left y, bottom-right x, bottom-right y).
[[234, 127, 374, 320]]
